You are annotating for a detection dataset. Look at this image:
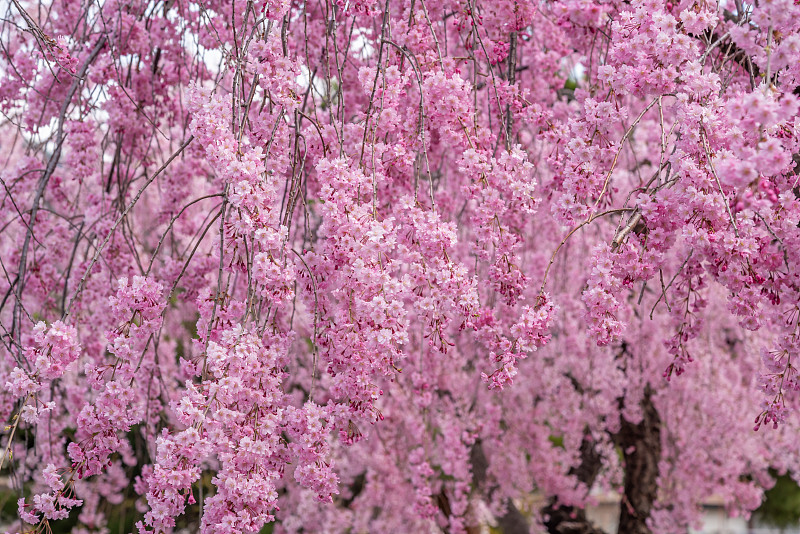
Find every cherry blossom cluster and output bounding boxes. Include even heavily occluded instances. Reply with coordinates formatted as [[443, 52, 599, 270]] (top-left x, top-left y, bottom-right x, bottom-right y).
[[3, 0, 800, 533]]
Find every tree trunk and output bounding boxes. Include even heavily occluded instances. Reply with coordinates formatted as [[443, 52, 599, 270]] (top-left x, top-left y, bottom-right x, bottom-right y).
[[542, 437, 607, 534], [614, 388, 661, 534]]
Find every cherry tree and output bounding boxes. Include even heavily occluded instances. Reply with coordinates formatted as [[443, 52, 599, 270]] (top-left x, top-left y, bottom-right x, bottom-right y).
[[1, 0, 800, 532]]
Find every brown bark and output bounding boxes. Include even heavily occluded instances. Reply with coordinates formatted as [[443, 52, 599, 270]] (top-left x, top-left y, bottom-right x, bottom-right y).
[[542, 507, 608, 534], [613, 388, 661, 534], [542, 437, 607, 534], [470, 388, 661, 534], [544, 389, 662, 534], [496, 499, 533, 534], [467, 440, 533, 534]]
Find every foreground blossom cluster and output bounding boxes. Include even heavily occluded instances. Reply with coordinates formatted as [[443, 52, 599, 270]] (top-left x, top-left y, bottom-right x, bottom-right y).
[[1, 0, 800, 532]]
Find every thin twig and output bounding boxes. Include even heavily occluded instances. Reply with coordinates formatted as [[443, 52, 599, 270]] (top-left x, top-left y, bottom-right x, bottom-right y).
[[63, 136, 194, 320]]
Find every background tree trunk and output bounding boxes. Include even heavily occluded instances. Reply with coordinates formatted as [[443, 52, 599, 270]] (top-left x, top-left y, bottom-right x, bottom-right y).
[[542, 437, 607, 534], [614, 388, 661, 534]]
